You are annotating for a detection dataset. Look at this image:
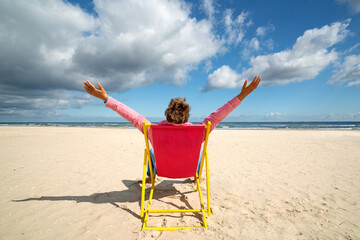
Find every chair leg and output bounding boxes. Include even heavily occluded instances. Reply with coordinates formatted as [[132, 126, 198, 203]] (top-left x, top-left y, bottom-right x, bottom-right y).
[[195, 174, 208, 229], [142, 177, 209, 230], [142, 149, 156, 230], [205, 150, 211, 216], [141, 149, 148, 218], [142, 184, 155, 230]]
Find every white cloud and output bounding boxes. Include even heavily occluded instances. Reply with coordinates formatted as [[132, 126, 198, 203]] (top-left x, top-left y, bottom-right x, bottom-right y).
[[0, 0, 223, 113], [265, 112, 287, 120], [250, 38, 260, 50], [263, 39, 274, 51], [210, 112, 360, 122], [0, 88, 92, 119], [201, 0, 215, 20], [311, 112, 360, 121], [329, 54, 360, 86], [203, 65, 242, 91], [243, 24, 274, 58], [347, 80, 360, 86], [242, 37, 261, 59], [75, 0, 222, 88], [267, 112, 286, 117], [256, 24, 275, 37], [204, 20, 350, 90], [337, 0, 360, 13], [0, 0, 98, 88], [242, 37, 261, 58], [223, 9, 250, 45], [204, 59, 213, 73], [256, 27, 267, 37]]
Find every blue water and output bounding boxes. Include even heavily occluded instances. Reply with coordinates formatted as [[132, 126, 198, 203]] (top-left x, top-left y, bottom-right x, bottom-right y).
[[0, 122, 359, 130], [216, 122, 360, 130]]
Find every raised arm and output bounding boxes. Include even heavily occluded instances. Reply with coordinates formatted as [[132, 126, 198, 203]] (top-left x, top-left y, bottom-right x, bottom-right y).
[[202, 76, 261, 132], [82, 80, 150, 133]]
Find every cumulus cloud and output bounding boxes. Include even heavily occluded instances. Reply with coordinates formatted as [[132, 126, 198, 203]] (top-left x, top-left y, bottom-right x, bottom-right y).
[[204, 20, 350, 90], [203, 65, 242, 91], [337, 0, 360, 13], [0, 0, 97, 90], [72, 0, 222, 88], [0, 86, 92, 119], [0, 0, 222, 115], [329, 54, 360, 86]]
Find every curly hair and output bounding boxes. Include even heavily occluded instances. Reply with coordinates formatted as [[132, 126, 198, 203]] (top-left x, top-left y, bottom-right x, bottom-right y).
[[165, 97, 190, 124]]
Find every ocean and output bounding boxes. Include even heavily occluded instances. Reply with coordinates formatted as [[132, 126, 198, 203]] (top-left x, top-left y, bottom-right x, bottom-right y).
[[0, 122, 359, 130]]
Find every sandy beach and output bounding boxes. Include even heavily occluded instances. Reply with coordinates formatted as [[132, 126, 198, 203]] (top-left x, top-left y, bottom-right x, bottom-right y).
[[0, 127, 359, 240]]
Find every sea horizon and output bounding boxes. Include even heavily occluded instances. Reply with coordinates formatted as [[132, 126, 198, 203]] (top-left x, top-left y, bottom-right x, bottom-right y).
[[1, 121, 359, 130]]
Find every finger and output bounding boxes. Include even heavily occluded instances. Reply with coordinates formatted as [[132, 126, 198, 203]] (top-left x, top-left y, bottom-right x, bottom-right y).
[[83, 81, 96, 94], [242, 79, 248, 90], [256, 76, 262, 85], [256, 75, 261, 82], [83, 81, 92, 90], [253, 79, 261, 89], [97, 82, 104, 90], [83, 82, 93, 93], [253, 76, 261, 88], [251, 76, 261, 87], [83, 81, 90, 90], [82, 84, 91, 94], [86, 80, 96, 90], [246, 76, 259, 91], [251, 76, 259, 84], [247, 77, 257, 88]]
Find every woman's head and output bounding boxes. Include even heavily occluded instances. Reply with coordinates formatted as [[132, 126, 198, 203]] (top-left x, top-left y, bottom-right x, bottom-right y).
[[165, 97, 190, 124]]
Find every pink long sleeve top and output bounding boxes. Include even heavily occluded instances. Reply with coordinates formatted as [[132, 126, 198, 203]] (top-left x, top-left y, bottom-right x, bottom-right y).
[[105, 96, 241, 133]]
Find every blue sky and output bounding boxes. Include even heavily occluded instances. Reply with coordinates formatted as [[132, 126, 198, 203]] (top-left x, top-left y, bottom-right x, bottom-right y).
[[0, 0, 359, 122]]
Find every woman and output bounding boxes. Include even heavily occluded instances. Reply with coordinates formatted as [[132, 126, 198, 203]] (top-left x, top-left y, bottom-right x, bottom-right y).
[[83, 76, 261, 132], [83, 76, 261, 177]]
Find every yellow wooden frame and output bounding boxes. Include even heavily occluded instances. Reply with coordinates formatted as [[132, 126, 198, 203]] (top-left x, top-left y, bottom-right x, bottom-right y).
[[141, 120, 212, 231]]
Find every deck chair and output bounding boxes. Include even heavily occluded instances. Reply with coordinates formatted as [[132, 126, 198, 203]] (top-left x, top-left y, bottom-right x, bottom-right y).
[[141, 120, 211, 231]]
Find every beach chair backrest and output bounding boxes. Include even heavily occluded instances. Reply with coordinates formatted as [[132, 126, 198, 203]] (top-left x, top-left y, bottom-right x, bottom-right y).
[[148, 124, 205, 178]]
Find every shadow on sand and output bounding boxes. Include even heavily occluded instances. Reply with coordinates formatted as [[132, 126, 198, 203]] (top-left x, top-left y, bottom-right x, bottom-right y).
[[12, 179, 198, 220]]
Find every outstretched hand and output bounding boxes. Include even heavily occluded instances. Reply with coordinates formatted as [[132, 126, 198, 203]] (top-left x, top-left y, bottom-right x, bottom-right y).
[[237, 76, 261, 101], [83, 80, 108, 102]]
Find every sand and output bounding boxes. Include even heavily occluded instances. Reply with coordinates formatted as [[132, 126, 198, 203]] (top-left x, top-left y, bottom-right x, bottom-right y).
[[0, 127, 359, 240]]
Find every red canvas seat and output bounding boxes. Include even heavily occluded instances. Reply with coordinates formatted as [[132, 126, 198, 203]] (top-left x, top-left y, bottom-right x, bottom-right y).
[[141, 121, 212, 231], [148, 124, 205, 178]]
